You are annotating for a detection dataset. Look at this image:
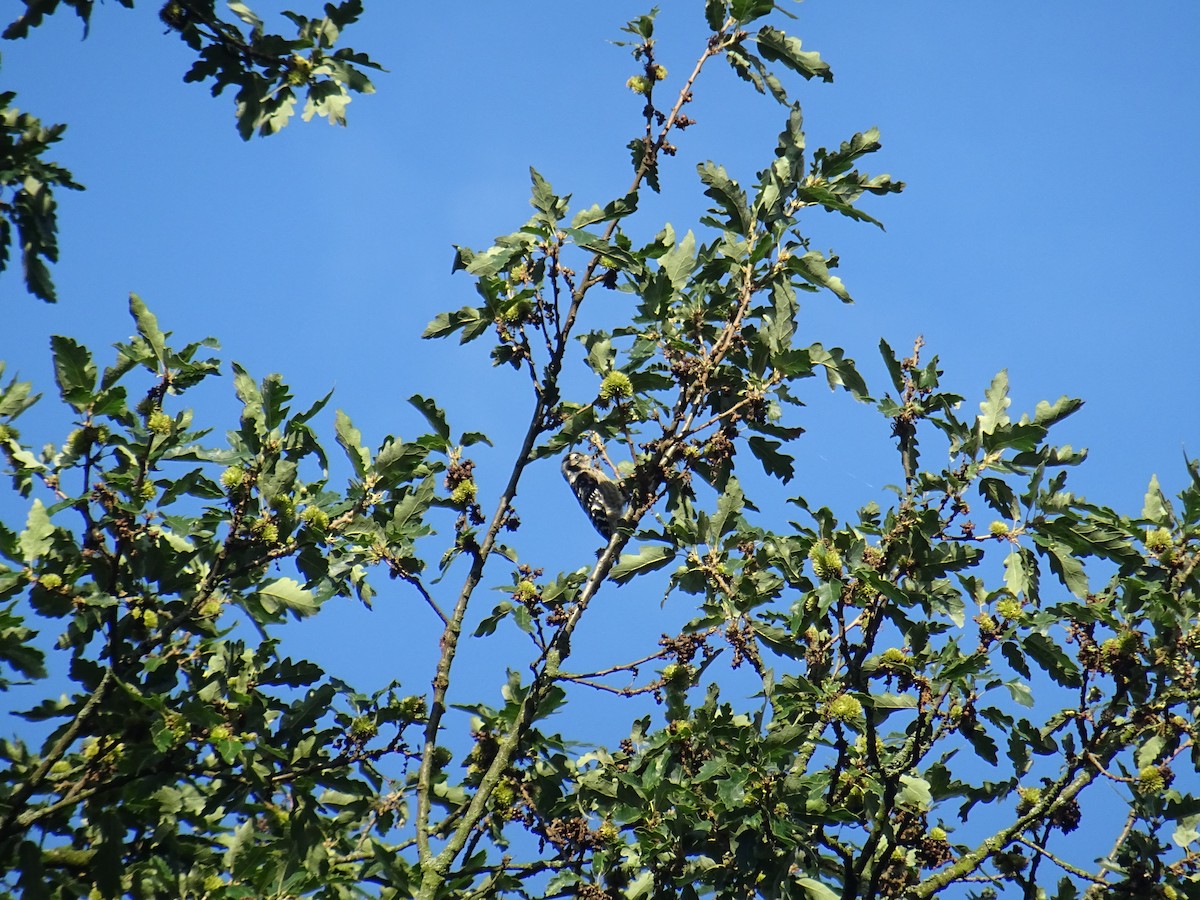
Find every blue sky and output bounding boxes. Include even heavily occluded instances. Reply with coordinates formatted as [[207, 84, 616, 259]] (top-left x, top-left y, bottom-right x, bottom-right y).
[[2, 0, 1199, 886]]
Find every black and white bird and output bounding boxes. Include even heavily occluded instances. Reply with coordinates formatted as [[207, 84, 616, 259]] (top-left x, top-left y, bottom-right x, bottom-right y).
[[561, 451, 627, 540]]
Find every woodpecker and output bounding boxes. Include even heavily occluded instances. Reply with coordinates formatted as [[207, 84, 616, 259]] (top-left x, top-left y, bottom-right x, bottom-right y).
[[561, 451, 627, 540]]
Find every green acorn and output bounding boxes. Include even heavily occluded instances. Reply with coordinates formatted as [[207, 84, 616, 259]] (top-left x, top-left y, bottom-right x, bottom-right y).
[[285, 54, 313, 86], [251, 518, 279, 544], [599, 371, 634, 401], [828, 694, 862, 722], [988, 521, 1010, 537], [398, 695, 428, 722], [491, 781, 516, 808], [450, 480, 477, 505], [880, 647, 910, 666], [995, 597, 1023, 620], [1138, 765, 1166, 794], [349, 717, 378, 741], [159, 1, 188, 29], [661, 663, 692, 685], [808, 543, 842, 580], [147, 409, 173, 435], [1145, 527, 1173, 554], [1015, 786, 1041, 814], [220, 466, 246, 491], [301, 506, 330, 530]]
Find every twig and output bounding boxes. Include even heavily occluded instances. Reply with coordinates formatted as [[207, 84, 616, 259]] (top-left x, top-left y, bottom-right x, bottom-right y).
[[1014, 835, 1105, 884]]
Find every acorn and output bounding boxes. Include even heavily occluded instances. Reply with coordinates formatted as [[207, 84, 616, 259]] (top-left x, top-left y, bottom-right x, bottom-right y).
[[220, 466, 246, 491], [1145, 527, 1173, 555], [251, 518, 278, 544], [995, 597, 1024, 620], [1138, 765, 1166, 795], [599, 371, 634, 401], [450, 480, 477, 505], [301, 506, 330, 530], [349, 717, 378, 741], [828, 694, 863, 722], [147, 409, 172, 435], [398, 695, 428, 722], [808, 543, 842, 580]]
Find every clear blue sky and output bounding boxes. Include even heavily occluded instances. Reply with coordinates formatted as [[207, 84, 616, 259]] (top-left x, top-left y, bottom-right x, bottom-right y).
[[2, 1, 1199, 884]]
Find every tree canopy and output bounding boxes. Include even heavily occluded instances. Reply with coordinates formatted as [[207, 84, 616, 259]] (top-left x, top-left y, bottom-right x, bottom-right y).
[[1, 3, 1198, 899]]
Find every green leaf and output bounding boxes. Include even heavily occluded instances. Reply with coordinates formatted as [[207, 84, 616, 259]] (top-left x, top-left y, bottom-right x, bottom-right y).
[[870, 693, 918, 710], [978, 477, 1019, 518], [259, 578, 318, 618], [747, 436, 794, 483], [335, 410, 369, 478], [610, 545, 676, 585], [129, 293, 166, 364], [408, 394, 451, 444], [421, 306, 489, 343], [1002, 640, 1031, 680], [879, 339, 904, 394], [0, 602, 47, 681], [660, 229, 697, 292], [978, 371, 1011, 435], [795, 879, 839, 900], [18, 500, 53, 563], [373, 439, 429, 490], [962, 724, 999, 765], [896, 774, 932, 809], [697, 161, 750, 235], [815, 128, 883, 179], [755, 26, 832, 83], [1023, 632, 1081, 687], [570, 192, 637, 229], [704, 0, 727, 31], [1003, 548, 1029, 597], [1004, 679, 1035, 707], [1030, 395, 1084, 428], [1142, 474, 1172, 524], [231, 362, 265, 440], [809, 344, 868, 399], [1136, 734, 1167, 770], [529, 167, 567, 224], [730, 0, 774, 24], [579, 332, 614, 375], [709, 478, 745, 542], [389, 477, 435, 537], [1027, 533, 1089, 600], [49, 335, 96, 411]]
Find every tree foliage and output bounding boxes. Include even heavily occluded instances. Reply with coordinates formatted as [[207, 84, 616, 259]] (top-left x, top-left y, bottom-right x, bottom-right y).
[[2, 3, 1200, 899], [0, 0, 380, 301]]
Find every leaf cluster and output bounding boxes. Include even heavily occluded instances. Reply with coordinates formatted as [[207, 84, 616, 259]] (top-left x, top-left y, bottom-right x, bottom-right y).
[[0, 92, 81, 301]]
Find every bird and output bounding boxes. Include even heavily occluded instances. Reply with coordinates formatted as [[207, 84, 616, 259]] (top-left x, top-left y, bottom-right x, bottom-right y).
[[561, 451, 627, 540]]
